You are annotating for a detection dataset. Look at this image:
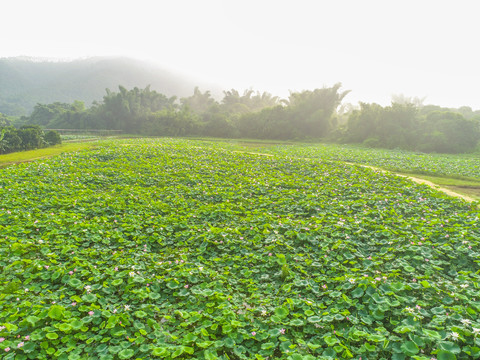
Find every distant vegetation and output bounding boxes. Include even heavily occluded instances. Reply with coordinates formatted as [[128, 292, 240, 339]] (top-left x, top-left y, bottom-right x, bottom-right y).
[[0, 125, 61, 154], [7, 83, 479, 154], [1, 56, 479, 154], [344, 103, 480, 153]]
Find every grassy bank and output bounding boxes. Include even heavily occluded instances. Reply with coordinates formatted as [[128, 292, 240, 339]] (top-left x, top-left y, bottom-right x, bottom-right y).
[[0, 142, 98, 168]]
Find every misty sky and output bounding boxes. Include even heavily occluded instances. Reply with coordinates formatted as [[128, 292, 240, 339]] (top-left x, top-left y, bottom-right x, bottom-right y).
[[2, 0, 480, 109]]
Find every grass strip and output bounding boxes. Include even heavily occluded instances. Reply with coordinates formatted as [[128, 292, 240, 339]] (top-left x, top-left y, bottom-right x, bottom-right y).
[[0, 142, 98, 168]]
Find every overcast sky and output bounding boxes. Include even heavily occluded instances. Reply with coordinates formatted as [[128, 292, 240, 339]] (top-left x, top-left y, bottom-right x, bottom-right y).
[[2, 0, 479, 109]]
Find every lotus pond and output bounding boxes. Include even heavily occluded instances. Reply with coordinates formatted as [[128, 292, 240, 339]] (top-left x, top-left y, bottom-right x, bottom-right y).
[[0, 138, 479, 360], [258, 143, 480, 180]]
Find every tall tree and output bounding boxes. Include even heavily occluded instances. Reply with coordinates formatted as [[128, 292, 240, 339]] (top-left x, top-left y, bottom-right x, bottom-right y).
[[287, 83, 350, 138], [180, 87, 217, 114]]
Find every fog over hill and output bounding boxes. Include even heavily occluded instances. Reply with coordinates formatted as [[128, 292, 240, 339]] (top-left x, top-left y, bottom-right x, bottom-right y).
[[0, 57, 222, 116]]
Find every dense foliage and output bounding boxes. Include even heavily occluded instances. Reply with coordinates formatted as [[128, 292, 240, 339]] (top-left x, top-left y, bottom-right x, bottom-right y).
[[0, 138, 479, 360], [0, 125, 61, 154], [15, 83, 480, 154], [343, 103, 480, 153]]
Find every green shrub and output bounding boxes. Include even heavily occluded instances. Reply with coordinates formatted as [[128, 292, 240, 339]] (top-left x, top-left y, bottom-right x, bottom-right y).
[[44, 130, 62, 145]]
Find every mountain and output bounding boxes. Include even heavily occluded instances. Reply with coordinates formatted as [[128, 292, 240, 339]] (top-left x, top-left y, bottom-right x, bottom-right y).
[[0, 57, 221, 116]]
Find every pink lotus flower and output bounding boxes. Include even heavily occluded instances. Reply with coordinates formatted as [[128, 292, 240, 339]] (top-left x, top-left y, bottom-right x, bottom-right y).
[[251, 331, 256, 336], [17, 342, 24, 348], [88, 311, 94, 316], [24, 335, 30, 341], [69, 271, 73, 275], [72, 302, 77, 306], [0, 338, 4, 342], [4, 347, 10, 352], [279, 328, 285, 334]]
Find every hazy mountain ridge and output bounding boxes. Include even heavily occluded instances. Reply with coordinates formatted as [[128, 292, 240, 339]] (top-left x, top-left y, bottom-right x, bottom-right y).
[[0, 57, 218, 116]]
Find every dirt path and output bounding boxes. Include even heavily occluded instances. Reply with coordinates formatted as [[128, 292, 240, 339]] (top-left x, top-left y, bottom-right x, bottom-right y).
[[396, 175, 476, 202], [343, 162, 477, 202]]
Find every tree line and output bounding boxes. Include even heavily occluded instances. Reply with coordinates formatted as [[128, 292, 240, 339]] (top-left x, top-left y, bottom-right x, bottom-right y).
[[0, 125, 61, 154], [6, 84, 480, 154]]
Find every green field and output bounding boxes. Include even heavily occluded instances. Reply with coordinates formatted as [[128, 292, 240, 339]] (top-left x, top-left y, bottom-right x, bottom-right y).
[[1, 138, 479, 359], [257, 143, 480, 180], [254, 143, 480, 201]]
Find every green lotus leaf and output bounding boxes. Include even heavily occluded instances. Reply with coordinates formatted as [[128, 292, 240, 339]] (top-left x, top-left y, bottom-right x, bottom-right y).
[[82, 293, 97, 303], [351, 287, 364, 298], [25, 315, 41, 327], [290, 319, 304, 326], [48, 305, 65, 320], [276, 254, 287, 265], [118, 348, 135, 359], [167, 280, 179, 289], [70, 319, 84, 330], [437, 350, 457, 360], [46, 332, 59, 340], [58, 323, 72, 332], [134, 310, 147, 318], [431, 306, 446, 315], [274, 307, 289, 319], [400, 341, 419, 356], [324, 335, 339, 346], [438, 341, 461, 354], [422, 329, 441, 339], [288, 354, 303, 360], [307, 316, 321, 323], [224, 337, 235, 348], [112, 279, 123, 286], [261, 342, 275, 350], [108, 346, 122, 354], [69, 278, 83, 288], [152, 347, 170, 357], [149, 292, 161, 300]]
